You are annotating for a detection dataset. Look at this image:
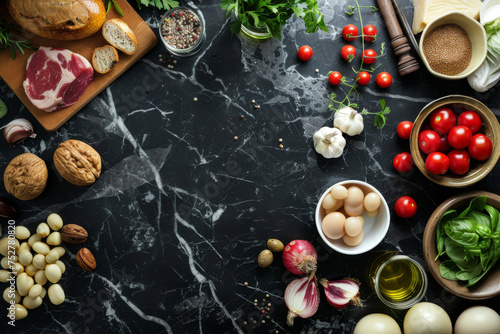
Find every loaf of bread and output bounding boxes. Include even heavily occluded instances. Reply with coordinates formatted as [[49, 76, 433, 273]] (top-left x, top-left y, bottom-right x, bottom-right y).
[[7, 0, 106, 40], [92, 45, 119, 74], [102, 19, 138, 55]]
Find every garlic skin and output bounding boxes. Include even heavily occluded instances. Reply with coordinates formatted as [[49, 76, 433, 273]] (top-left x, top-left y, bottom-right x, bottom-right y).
[[3, 118, 36, 147], [334, 106, 364, 136], [313, 127, 346, 158]]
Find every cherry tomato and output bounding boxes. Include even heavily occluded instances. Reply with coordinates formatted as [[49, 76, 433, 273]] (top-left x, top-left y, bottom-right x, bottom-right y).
[[363, 25, 377, 42], [418, 130, 441, 154], [342, 24, 359, 41], [425, 152, 449, 175], [397, 121, 413, 140], [448, 149, 470, 175], [298, 45, 313, 61], [376, 72, 393, 88], [457, 111, 481, 133], [468, 134, 493, 161], [394, 196, 417, 219], [393, 152, 414, 173], [448, 125, 472, 149], [362, 49, 377, 65], [439, 135, 451, 153], [429, 107, 456, 135], [341, 45, 357, 62], [328, 71, 342, 85], [356, 71, 371, 85]]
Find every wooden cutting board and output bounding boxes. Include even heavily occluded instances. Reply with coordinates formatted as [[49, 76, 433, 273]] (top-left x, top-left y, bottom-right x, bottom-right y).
[[0, 0, 157, 132]]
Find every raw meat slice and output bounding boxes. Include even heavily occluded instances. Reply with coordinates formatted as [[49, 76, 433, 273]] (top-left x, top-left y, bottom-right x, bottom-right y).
[[23, 46, 94, 112]]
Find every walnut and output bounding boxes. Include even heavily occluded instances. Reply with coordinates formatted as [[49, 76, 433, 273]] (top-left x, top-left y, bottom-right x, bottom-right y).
[[53, 140, 101, 186], [3, 153, 48, 201]]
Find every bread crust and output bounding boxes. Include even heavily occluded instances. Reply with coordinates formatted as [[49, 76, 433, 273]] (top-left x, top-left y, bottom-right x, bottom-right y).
[[92, 45, 119, 74], [102, 19, 138, 55], [7, 0, 106, 41]]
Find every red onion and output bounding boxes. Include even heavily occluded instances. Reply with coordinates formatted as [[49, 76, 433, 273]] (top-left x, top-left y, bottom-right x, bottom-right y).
[[284, 272, 319, 326], [282, 240, 317, 275], [320, 278, 363, 309]]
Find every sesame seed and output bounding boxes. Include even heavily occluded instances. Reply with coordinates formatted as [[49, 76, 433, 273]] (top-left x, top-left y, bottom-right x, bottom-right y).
[[193, 97, 198, 102]]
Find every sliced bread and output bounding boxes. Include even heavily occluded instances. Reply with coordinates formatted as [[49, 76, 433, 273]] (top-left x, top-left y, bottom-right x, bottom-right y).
[[102, 19, 137, 55], [92, 45, 119, 74]]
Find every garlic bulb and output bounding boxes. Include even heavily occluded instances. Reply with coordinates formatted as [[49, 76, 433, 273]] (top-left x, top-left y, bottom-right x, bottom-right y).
[[2, 118, 36, 146], [313, 127, 346, 159], [334, 106, 364, 136]]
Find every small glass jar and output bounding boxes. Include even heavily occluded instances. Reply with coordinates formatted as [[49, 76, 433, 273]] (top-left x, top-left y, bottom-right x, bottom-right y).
[[369, 252, 428, 309], [159, 6, 206, 57]]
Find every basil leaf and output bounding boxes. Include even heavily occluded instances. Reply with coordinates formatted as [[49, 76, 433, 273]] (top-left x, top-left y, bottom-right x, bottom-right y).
[[476, 224, 492, 239], [0, 99, 7, 119], [435, 209, 457, 260], [444, 238, 478, 269], [445, 218, 479, 247], [440, 260, 460, 280], [484, 205, 499, 232], [468, 210, 491, 229], [456, 264, 483, 280], [458, 196, 487, 218]]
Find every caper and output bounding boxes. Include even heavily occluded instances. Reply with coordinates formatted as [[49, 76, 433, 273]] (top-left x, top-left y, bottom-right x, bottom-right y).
[[257, 250, 273, 268], [267, 239, 284, 252]]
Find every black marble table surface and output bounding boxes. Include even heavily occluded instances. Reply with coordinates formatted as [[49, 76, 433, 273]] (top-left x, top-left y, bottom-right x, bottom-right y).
[[1, 0, 499, 333]]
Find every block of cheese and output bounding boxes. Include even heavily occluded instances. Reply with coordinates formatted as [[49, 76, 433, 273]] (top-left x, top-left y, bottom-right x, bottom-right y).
[[412, 0, 482, 34]]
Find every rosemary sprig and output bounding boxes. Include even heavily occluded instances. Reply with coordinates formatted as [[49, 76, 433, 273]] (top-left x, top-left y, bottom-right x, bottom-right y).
[[0, 18, 35, 59]]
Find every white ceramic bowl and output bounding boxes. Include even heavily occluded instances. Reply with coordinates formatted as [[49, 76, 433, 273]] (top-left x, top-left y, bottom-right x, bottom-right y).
[[315, 180, 390, 255]]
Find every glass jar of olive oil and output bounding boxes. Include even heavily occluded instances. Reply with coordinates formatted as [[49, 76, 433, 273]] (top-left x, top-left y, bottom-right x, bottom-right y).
[[369, 252, 428, 309]]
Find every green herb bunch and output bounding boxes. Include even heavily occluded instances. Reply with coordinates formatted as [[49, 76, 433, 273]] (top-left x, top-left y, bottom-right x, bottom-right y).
[[435, 196, 500, 287], [136, 0, 179, 10], [220, 0, 329, 39], [0, 18, 35, 59]]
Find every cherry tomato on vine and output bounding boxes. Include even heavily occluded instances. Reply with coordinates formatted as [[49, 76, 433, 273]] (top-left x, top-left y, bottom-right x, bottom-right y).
[[328, 71, 342, 85], [394, 196, 417, 219], [418, 130, 441, 154], [468, 134, 493, 161], [376, 72, 393, 88], [448, 149, 470, 175], [393, 152, 414, 173], [457, 111, 481, 133], [342, 24, 359, 41], [448, 126, 472, 149], [363, 25, 377, 42], [298, 45, 313, 61], [362, 49, 377, 65], [341, 45, 357, 62], [356, 71, 371, 85], [397, 121, 413, 140], [425, 152, 449, 175], [429, 107, 456, 135]]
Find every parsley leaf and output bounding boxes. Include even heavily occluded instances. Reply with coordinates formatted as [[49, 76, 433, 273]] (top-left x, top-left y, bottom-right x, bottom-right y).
[[362, 99, 391, 129]]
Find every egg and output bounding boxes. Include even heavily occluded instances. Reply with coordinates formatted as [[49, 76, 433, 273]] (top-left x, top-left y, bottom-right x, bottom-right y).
[[365, 208, 379, 217], [325, 199, 343, 214], [364, 192, 381, 212], [331, 185, 348, 199], [454, 306, 500, 334], [344, 202, 364, 216], [322, 193, 337, 210], [345, 216, 364, 237], [346, 186, 364, 205], [403, 302, 452, 334], [343, 229, 364, 246], [354, 313, 401, 334], [322, 212, 346, 239]]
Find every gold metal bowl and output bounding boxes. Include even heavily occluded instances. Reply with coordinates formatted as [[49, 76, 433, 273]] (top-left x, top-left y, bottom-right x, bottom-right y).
[[410, 95, 500, 187]]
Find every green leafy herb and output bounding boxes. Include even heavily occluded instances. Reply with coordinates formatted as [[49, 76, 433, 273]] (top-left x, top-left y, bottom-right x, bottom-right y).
[[136, 0, 179, 10], [107, 0, 125, 16], [0, 18, 36, 59], [435, 196, 500, 286], [0, 99, 7, 119], [360, 99, 390, 129], [220, 0, 329, 40]]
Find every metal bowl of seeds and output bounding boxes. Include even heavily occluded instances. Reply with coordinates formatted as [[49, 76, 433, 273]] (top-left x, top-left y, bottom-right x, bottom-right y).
[[418, 11, 487, 80], [159, 6, 206, 57]]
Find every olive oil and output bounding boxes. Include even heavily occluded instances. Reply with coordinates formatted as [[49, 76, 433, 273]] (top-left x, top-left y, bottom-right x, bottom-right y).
[[378, 259, 424, 303]]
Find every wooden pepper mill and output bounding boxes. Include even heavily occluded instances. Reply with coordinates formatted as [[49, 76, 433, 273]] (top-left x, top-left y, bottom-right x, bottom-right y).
[[377, 0, 419, 76]]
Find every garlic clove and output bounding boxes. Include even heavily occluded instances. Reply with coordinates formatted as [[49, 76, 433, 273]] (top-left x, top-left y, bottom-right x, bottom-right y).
[[0, 199, 17, 219], [3, 118, 36, 147]]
